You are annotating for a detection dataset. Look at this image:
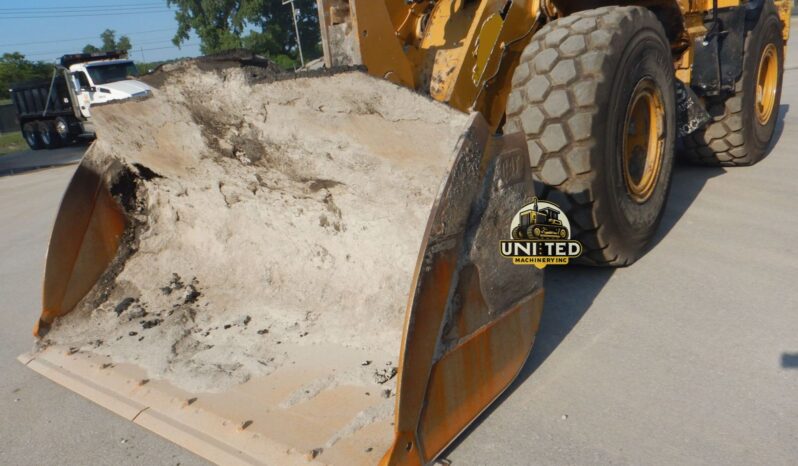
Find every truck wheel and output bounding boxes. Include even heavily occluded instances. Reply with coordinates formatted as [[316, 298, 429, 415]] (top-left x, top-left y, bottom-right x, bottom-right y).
[[38, 121, 62, 149], [22, 123, 44, 150], [507, 6, 676, 266], [682, 2, 784, 165], [54, 117, 74, 145]]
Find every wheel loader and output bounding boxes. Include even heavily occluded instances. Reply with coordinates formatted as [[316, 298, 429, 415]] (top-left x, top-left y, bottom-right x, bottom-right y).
[[20, 0, 790, 465]]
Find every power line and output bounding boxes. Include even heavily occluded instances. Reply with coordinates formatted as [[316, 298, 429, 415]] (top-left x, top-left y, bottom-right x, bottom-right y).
[[0, 2, 164, 11], [138, 44, 201, 52], [118, 37, 180, 47], [0, 8, 169, 16], [23, 38, 193, 57], [24, 42, 201, 60], [0, 28, 176, 48], [0, 7, 171, 16], [21, 37, 180, 56], [0, 9, 172, 20]]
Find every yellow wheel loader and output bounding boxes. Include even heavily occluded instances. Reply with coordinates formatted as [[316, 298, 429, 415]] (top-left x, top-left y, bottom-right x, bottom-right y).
[[20, 0, 790, 465]]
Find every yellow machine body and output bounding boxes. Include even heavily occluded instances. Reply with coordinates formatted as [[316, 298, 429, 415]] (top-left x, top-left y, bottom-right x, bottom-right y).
[[317, 0, 792, 129]]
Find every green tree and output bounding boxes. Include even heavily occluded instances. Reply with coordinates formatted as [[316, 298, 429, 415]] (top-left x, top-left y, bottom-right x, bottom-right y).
[[101, 29, 117, 50], [167, 0, 321, 69], [117, 36, 132, 52], [0, 52, 53, 99], [84, 29, 133, 54]]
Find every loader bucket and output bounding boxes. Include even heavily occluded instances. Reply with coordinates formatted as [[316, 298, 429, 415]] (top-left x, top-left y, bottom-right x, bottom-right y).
[[20, 67, 543, 465], [35, 159, 128, 337]]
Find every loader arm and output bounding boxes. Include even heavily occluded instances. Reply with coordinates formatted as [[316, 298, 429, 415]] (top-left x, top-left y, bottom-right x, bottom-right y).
[[317, 0, 543, 129]]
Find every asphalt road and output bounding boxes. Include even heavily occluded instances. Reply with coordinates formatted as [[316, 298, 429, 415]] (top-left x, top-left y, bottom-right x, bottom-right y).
[[0, 143, 87, 177], [0, 163, 208, 466], [2, 30, 798, 466]]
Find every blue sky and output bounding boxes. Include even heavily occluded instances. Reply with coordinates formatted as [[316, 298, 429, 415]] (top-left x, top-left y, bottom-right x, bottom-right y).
[[0, 1, 202, 63]]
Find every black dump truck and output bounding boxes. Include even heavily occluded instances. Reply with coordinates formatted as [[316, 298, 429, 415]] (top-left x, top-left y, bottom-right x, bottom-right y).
[[10, 75, 85, 150]]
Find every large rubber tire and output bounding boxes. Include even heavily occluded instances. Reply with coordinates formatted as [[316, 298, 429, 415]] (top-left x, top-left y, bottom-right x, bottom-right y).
[[38, 120, 61, 150], [507, 6, 676, 266], [682, 2, 784, 165], [22, 122, 43, 150]]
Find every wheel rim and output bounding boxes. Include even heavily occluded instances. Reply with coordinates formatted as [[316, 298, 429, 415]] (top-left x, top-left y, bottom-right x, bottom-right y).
[[755, 43, 778, 125], [622, 78, 665, 204], [55, 119, 69, 138]]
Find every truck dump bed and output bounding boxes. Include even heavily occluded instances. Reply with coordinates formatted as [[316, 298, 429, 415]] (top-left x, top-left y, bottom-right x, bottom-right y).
[[10, 75, 74, 121]]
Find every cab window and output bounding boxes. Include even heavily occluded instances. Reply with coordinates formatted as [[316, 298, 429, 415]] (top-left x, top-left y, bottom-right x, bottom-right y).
[[86, 62, 139, 85], [75, 71, 92, 90]]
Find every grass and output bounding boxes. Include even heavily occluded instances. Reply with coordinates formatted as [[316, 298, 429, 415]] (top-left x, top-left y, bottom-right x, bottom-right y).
[[0, 131, 25, 156], [0, 99, 11, 106]]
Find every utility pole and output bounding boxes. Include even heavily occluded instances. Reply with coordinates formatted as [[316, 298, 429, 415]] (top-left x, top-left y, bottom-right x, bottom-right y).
[[282, 0, 305, 67]]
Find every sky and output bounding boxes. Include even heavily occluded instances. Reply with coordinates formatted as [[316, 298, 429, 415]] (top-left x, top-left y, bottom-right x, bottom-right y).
[[0, 0, 203, 63]]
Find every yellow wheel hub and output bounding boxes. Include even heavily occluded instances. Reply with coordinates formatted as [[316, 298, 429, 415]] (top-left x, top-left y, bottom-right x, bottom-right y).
[[756, 43, 779, 125], [622, 78, 666, 203]]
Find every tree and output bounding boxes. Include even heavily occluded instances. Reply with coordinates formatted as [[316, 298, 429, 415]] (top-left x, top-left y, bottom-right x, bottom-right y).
[[167, 0, 321, 69], [0, 53, 53, 99], [83, 29, 133, 54], [117, 36, 132, 52]]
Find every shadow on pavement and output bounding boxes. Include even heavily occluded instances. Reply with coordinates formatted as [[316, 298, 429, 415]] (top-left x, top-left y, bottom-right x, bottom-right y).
[[0, 142, 89, 177], [441, 137, 737, 459], [652, 102, 789, 244], [650, 162, 725, 247], [781, 353, 798, 368], [764, 104, 789, 160]]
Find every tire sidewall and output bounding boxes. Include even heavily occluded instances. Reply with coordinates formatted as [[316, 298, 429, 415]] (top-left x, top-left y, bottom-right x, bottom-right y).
[[40, 123, 53, 146], [598, 28, 676, 252], [38, 121, 60, 149], [743, 10, 784, 154], [23, 123, 40, 148]]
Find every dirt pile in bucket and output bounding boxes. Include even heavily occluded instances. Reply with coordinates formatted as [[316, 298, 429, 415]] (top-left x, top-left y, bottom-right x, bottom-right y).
[[40, 57, 470, 394]]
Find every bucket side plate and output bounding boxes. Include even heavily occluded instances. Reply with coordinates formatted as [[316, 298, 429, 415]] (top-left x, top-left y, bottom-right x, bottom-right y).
[[383, 114, 544, 465]]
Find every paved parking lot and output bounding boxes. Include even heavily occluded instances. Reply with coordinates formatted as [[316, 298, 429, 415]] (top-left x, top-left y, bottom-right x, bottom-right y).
[[0, 143, 86, 176], [1, 23, 797, 466]]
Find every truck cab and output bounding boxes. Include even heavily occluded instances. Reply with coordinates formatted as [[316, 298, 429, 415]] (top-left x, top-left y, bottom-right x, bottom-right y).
[[63, 54, 152, 118]]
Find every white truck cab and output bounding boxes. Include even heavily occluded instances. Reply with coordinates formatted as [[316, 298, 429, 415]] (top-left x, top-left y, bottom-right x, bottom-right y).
[[68, 57, 152, 118]]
